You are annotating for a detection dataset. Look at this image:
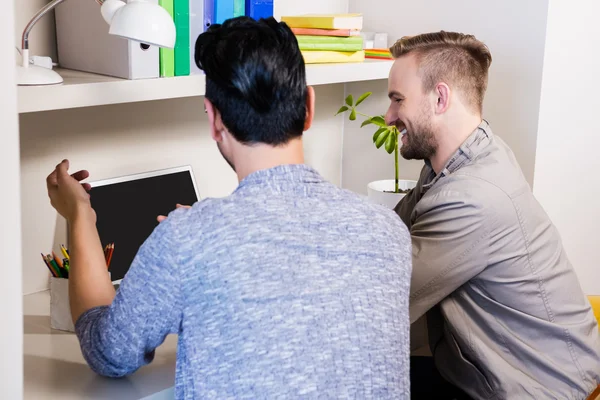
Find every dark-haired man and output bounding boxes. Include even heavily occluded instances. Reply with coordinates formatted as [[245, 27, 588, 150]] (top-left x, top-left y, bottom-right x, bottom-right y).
[[44, 17, 413, 399]]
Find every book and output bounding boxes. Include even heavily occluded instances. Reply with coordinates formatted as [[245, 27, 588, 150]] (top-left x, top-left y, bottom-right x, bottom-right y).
[[159, 0, 175, 77], [281, 13, 363, 30], [365, 48, 393, 60], [246, 0, 273, 20], [233, 0, 244, 18], [291, 27, 361, 37], [301, 50, 365, 64], [215, 0, 234, 24], [189, 0, 204, 74], [296, 35, 363, 52], [174, 0, 190, 76]]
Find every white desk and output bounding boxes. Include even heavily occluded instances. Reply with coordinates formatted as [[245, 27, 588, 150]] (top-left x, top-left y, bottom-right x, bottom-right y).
[[23, 291, 177, 399]]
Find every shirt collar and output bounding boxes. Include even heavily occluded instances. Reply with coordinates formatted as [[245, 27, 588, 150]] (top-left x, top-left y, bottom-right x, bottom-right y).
[[236, 163, 324, 191], [422, 120, 493, 189]]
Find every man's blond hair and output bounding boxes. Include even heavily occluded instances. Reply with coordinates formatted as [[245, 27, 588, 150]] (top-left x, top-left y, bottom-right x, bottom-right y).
[[390, 31, 492, 114]]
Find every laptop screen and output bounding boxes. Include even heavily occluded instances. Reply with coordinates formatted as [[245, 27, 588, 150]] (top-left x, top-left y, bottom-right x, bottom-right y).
[[86, 166, 199, 282]]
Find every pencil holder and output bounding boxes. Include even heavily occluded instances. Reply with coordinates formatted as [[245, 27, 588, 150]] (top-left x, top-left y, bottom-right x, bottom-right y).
[[49, 272, 113, 333], [50, 277, 75, 332]]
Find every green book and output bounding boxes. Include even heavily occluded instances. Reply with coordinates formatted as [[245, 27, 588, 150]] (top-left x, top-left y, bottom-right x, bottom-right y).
[[174, 0, 190, 76], [295, 35, 363, 52], [233, 0, 245, 17], [159, 0, 175, 77]]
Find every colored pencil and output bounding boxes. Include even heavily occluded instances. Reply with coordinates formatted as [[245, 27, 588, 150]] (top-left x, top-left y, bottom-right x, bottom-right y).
[[41, 253, 57, 277], [47, 255, 63, 278], [60, 244, 70, 260], [106, 243, 114, 269], [52, 251, 64, 269]]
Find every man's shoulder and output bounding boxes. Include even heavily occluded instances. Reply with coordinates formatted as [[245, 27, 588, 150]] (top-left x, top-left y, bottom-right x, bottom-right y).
[[418, 174, 511, 226], [456, 133, 530, 196], [160, 197, 228, 234], [336, 187, 410, 230]]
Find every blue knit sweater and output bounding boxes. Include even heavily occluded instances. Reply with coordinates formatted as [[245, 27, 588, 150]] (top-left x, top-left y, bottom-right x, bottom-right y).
[[75, 164, 412, 399]]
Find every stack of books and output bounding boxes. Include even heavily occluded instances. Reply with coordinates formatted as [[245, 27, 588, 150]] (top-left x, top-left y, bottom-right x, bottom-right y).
[[281, 13, 365, 64]]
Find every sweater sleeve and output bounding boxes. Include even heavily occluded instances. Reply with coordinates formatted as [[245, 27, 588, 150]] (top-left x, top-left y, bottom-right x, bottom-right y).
[[74, 213, 184, 378]]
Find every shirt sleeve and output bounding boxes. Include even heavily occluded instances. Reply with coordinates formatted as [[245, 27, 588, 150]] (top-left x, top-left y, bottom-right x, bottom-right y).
[[74, 210, 185, 378], [408, 186, 492, 323]]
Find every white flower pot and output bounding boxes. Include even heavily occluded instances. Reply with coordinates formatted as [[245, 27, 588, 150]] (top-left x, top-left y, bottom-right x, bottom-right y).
[[367, 179, 417, 209]]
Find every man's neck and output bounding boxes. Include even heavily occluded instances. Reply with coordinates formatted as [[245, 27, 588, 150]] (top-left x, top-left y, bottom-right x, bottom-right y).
[[234, 137, 305, 182], [429, 116, 483, 174]]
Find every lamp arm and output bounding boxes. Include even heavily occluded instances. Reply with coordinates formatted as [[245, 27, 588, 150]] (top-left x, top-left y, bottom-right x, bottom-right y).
[[21, 0, 105, 51]]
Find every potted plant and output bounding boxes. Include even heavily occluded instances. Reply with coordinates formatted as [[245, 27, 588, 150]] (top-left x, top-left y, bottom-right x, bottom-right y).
[[336, 92, 417, 209]]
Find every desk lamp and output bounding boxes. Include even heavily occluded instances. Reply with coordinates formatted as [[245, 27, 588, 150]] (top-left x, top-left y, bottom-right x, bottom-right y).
[[17, 0, 176, 86]]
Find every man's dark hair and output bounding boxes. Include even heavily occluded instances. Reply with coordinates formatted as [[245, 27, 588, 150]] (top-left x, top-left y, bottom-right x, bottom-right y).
[[195, 17, 307, 146]]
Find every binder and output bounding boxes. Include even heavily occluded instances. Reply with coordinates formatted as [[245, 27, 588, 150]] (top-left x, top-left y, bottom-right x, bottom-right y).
[[55, 0, 159, 79], [215, 0, 234, 24], [204, 0, 214, 31], [190, 0, 205, 74], [159, 0, 175, 77], [174, 0, 191, 76], [246, 0, 273, 20], [233, 0, 244, 18]]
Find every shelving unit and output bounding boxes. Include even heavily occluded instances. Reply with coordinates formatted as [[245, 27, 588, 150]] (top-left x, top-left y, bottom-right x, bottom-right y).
[[18, 60, 393, 114]]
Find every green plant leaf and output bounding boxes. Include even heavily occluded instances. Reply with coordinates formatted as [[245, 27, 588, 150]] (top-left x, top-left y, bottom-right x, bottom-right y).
[[384, 130, 396, 154], [361, 119, 373, 128], [375, 130, 390, 148], [335, 106, 349, 115], [372, 127, 386, 143], [349, 109, 357, 120], [370, 116, 388, 128], [345, 94, 354, 106], [355, 92, 372, 106]]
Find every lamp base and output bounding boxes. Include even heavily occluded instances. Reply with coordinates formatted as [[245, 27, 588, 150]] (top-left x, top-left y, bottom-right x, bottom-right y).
[[16, 64, 63, 86]]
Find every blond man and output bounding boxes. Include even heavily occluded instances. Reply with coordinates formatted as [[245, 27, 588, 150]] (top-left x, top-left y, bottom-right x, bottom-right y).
[[388, 31, 600, 399]]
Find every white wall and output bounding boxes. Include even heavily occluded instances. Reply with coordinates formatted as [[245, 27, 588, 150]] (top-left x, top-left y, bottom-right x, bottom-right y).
[[533, 0, 600, 295], [1, 1, 24, 398], [342, 0, 550, 194], [14, 0, 57, 61]]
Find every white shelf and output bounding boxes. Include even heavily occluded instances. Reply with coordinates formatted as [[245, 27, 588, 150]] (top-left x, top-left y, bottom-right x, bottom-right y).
[[17, 60, 393, 114], [23, 290, 176, 400]]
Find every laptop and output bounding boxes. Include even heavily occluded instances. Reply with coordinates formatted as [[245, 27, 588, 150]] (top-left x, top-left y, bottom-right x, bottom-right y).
[[83, 165, 200, 283]]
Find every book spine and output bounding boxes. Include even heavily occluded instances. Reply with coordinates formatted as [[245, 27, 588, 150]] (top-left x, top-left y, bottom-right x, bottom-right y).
[[301, 50, 365, 64], [291, 27, 358, 37], [233, 0, 244, 17], [159, 0, 175, 77], [174, 0, 190, 76], [190, 0, 205, 74], [246, 0, 273, 20], [282, 17, 334, 29], [298, 43, 363, 52], [215, 0, 234, 24]]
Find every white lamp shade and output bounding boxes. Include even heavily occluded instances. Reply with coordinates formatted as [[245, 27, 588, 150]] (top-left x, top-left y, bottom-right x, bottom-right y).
[[102, 0, 176, 49]]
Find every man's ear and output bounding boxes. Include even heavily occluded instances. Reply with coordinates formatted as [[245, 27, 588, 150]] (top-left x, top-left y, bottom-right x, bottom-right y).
[[205, 98, 224, 142], [434, 82, 451, 115], [303, 86, 315, 131]]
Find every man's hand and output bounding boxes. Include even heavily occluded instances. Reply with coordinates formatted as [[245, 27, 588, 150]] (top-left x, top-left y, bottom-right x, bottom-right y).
[[157, 204, 191, 223], [46, 159, 94, 222]]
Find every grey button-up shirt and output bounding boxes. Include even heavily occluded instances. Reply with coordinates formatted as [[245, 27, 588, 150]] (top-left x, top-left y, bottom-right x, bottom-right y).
[[396, 121, 600, 399]]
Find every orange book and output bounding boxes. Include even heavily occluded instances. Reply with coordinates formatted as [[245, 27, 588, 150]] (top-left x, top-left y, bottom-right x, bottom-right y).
[[291, 27, 360, 37]]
